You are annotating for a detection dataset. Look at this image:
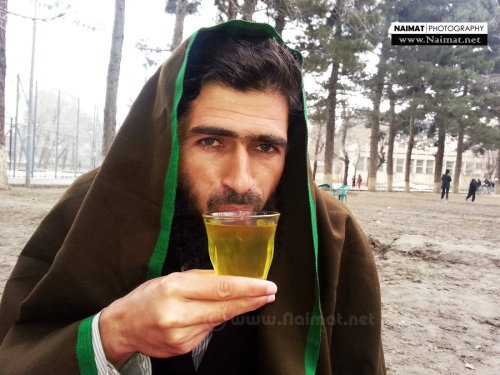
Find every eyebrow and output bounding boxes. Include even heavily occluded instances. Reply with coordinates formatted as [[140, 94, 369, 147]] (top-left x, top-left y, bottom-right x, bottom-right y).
[[188, 126, 288, 148]]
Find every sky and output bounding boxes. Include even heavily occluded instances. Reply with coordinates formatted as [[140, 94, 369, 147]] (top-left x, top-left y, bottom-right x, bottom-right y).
[[6, 0, 377, 132], [6, 0, 220, 125]]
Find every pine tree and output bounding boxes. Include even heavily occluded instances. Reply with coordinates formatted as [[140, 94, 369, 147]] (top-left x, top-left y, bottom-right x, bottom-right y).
[[297, 0, 378, 184]]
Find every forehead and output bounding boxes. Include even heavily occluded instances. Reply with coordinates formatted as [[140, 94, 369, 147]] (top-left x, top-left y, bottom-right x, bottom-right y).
[[180, 83, 289, 137]]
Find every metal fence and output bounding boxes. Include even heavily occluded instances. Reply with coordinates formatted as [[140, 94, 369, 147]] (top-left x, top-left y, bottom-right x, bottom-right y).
[[5, 74, 103, 182]]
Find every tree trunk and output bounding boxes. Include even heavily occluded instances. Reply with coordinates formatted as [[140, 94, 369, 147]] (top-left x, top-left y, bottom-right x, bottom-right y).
[[312, 121, 324, 182], [59, 147, 68, 170], [171, 0, 187, 51], [0, 0, 8, 189], [404, 115, 415, 193], [341, 122, 349, 186], [453, 83, 468, 194], [37, 132, 51, 168], [242, 0, 257, 21], [453, 124, 465, 193], [368, 39, 390, 192], [368, 121, 379, 191], [229, 1, 237, 19], [433, 124, 445, 193], [102, 0, 125, 158], [274, 3, 286, 35], [386, 81, 396, 192], [323, 61, 339, 184], [485, 150, 495, 180], [495, 148, 500, 194]]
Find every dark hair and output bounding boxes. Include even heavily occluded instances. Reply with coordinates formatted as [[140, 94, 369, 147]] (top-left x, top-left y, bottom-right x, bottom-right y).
[[178, 31, 303, 118], [446, 169, 450, 174]]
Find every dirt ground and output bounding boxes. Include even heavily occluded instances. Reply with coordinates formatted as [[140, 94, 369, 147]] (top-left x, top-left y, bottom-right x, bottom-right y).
[[0, 187, 499, 374]]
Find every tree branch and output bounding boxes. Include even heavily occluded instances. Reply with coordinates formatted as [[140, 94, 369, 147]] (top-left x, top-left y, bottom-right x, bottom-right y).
[[0, 7, 66, 22]]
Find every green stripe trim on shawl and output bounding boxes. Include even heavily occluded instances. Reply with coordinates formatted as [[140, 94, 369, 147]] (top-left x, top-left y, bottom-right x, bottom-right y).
[[76, 315, 97, 375], [146, 31, 199, 280], [303, 90, 322, 375]]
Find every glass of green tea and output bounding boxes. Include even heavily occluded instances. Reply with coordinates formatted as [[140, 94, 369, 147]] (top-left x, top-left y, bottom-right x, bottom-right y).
[[202, 211, 280, 280]]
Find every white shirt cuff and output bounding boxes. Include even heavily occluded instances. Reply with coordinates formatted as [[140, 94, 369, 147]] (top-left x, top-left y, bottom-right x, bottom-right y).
[[91, 311, 152, 375]]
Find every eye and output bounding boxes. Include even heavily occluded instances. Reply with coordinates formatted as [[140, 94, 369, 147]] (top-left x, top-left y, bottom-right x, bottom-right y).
[[200, 138, 221, 147], [256, 144, 275, 153]]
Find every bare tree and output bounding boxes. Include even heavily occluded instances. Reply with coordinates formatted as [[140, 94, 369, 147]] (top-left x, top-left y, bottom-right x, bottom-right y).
[[241, 0, 257, 20], [0, 0, 7, 189], [214, 0, 239, 21], [102, 0, 125, 158], [170, 0, 187, 51], [311, 121, 325, 181]]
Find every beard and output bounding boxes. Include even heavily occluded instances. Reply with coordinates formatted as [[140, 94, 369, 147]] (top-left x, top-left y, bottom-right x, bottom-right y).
[[163, 176, 278, 275]]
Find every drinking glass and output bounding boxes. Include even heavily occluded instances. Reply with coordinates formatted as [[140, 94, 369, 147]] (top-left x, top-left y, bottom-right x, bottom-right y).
[[202, 211, 280, 279]]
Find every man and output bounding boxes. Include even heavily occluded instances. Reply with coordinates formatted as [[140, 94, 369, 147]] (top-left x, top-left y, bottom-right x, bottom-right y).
[[441, 169, 452, 200], [466, 178, 478, 202], [0, 21, 385, 374]]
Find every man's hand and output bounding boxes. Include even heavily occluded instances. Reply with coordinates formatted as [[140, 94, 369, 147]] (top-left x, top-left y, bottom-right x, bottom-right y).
[[99, 270, 277, 368]]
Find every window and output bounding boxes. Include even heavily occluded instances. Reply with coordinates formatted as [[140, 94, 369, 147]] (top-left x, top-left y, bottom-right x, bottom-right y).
[[475, 162, 484, 171], [465, 162, 473, 174], [445, 161, 454, 172], [426, 160, 434, 174], [396, 159, 404, 173], [416, 160, 424, 174]]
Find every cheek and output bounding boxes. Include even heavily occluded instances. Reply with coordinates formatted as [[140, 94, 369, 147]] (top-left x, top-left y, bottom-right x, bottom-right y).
[[259, 158, 285, 196], [179, 152, 214, 210]]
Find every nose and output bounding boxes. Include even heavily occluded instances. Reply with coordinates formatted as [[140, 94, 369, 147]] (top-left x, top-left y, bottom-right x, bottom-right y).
[[221, 146, 255, 194]]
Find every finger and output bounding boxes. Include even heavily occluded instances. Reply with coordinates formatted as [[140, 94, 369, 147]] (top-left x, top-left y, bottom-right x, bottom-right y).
[[186, 269, 216, 276], [176, 271, 277, 301], [178, 295, 275, 326]]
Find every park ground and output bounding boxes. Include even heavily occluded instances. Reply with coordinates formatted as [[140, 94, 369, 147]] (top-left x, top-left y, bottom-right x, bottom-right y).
[[0, 187, 499, 374]]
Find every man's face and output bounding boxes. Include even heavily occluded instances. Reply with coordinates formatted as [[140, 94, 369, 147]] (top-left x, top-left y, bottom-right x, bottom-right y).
[[179, 83, 289, 214]]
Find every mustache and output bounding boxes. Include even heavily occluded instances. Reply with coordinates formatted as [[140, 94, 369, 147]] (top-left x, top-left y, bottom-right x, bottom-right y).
[[207, 189, 264, 212]]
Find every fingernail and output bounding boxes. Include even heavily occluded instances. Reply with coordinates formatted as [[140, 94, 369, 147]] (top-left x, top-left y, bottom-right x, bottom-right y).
[[266, 294, 275, 303], [266, 283, 277, 294]]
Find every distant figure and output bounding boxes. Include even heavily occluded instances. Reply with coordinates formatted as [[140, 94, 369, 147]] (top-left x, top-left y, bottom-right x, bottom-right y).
[[466, 178, 478, 202], [352, 175, 356, 188], [357, 174, 363, 189], [440, 169, 452, 200]]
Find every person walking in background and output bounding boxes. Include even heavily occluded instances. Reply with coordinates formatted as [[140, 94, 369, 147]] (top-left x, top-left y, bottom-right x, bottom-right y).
[[352, 175, 356, 188], [357, 174, 363, 189], [466, 178, 478, 202], [441, 169, 452, 200]]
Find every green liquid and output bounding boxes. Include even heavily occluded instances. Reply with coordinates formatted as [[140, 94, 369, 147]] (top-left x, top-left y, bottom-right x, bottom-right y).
[[205, 222, 277, 279]]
